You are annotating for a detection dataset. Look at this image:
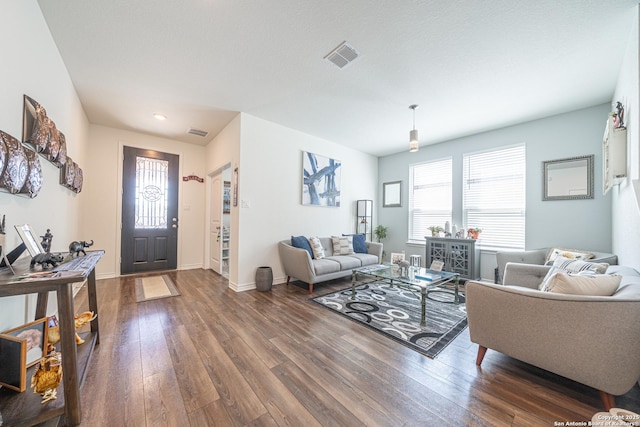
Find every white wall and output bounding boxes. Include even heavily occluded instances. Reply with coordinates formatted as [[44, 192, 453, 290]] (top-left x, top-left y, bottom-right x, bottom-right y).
[[612, 6, 640, 270], [236, 114, 378, 290], [379, 104, 613, 279], [85, 125, 207, 277], [0, 1, 90, 330]]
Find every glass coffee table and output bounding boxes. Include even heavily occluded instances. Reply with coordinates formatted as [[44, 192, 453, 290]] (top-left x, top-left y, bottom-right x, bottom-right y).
[[351, 264, 460, 327]]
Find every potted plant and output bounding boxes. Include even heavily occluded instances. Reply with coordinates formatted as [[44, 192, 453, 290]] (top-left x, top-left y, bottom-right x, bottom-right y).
[[428, 226, 444, 237], [374, 225, 388, 243], [374, 225, 388, 259], [467, 227, 482, 239]]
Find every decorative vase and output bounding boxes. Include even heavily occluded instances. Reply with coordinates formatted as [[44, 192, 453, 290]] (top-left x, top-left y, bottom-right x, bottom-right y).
[[255, 266, 273, 292]]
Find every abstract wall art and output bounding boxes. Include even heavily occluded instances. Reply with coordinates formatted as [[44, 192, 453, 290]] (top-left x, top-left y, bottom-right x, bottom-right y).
[[302, 151, 341, 207]]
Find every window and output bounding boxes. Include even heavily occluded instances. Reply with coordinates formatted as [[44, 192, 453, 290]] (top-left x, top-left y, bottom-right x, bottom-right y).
[[409, 157, 452, 242], [463, 144, 526, 249]]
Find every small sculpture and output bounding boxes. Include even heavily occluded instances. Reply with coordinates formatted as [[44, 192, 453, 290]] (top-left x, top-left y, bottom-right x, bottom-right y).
[[614, 101, 625, 129], [74, 311, 97, 345], [30, 252, 64, 268], [40, 229, 53, 253], [31, 351, 63, 404], [68, 240, 93, 257]]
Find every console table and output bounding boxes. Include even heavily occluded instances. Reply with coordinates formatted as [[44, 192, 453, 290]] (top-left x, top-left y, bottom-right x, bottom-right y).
[[425, 237, 479, 280], [0, 250, 104, 426]]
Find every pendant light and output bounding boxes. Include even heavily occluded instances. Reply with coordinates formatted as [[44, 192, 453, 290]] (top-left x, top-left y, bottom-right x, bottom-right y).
[[409, 104, 419, 152]]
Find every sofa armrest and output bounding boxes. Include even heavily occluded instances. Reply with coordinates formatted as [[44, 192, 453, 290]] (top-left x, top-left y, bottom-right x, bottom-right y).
[[278, 241, 315, 283], [495, 249, 547, 283], [502, 262, 550, 289], [466, 280, 640, 395], [366, 241, 383, 263]]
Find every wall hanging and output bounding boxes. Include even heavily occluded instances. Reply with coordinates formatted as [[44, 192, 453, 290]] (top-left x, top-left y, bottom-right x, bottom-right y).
[[22, 95, 81, 194], [302, 151, 341, 207]]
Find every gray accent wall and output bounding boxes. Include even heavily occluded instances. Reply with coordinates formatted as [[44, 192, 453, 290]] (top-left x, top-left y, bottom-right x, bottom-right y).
[[378, 103, 613, 267]]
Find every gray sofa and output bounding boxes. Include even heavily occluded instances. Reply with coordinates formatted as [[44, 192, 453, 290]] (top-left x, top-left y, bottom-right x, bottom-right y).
[[467, 262, 640, 410], [278, 237, 383, 293], [495, 248, 618, 284]]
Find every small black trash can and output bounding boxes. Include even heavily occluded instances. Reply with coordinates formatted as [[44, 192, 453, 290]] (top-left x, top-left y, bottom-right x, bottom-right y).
[[255, 266, 273, 291]]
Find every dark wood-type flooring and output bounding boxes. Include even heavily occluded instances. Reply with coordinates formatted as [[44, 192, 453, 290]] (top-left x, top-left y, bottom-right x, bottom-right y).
[[66, 269, 640, 426]]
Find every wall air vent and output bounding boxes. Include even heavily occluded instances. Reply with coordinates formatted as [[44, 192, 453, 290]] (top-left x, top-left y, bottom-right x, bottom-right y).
[[324, 41, 359, 69], [187, 128, 208, 137]]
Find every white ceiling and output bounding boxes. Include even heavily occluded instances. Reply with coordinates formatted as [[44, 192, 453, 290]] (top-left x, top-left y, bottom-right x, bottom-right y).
[[37, 0, 638, 157]]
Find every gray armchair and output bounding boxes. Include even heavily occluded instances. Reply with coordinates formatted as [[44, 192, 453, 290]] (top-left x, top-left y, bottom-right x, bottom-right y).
[[495, 248, 618, 284], [467, 263, 640, 410]]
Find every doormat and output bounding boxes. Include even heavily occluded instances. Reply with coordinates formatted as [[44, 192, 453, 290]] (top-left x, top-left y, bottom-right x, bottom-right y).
[[311, 281, 467, 358], [135, 275, 181, 303]]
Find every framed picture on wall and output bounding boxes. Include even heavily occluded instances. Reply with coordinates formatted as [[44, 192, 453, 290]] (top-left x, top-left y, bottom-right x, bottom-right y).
[[383, 181, 402, 207]]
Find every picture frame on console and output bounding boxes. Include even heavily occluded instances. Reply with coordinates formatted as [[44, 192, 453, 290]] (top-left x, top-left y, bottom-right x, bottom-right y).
[[15, 224, 44, 257], [0, 334, 27, 392], [2, 317, 48, 368]]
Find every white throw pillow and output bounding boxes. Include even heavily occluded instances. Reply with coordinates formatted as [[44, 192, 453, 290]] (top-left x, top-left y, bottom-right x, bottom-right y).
[[539, 256, 609, 291], [545, 272, 621, 296], [331, 235, 354, 255], [545, 247, 594, 264], [308, 236, 325, 259]]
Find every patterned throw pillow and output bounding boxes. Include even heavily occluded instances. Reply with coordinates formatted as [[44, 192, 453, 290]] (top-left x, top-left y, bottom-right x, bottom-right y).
[[545, 272, 621, 296], [539, 256, 609, 291], [308, 236, 326, 259], [545, 247, 594, 264], [343, 233, 367, 253], [331, 235, 354, 255]]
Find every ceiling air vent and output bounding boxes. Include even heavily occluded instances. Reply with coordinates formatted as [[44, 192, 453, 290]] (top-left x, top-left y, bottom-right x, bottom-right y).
[[324, 41, 359, 69], [187, 128, 208, 137]]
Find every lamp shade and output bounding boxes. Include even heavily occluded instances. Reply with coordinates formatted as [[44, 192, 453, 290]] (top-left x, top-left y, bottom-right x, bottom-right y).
[[409, 129, 419, 152]]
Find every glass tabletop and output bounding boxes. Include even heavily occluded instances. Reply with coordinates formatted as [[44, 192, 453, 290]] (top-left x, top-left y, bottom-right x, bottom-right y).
[[355, 264, 458, 287]]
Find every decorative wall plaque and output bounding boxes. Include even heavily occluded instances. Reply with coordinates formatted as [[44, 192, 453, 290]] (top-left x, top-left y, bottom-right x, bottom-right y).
[[20, 147, 42, 198], [23, 96, 49, 154], [43, 119, 60, 163], [0, 131, 29, 194], [60, 158, 76, 190], [55, 131, 67, 167], [73, 166, 83, 193]]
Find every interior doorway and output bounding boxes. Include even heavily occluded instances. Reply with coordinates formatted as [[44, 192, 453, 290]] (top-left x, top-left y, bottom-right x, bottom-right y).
[[209, 166, 231, 277]]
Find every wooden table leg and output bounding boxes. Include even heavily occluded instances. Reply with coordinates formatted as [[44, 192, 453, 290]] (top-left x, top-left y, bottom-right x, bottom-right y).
[[58, 283, 82, 425], [87, 269, 100, 344], [35, 291, 49, 320]]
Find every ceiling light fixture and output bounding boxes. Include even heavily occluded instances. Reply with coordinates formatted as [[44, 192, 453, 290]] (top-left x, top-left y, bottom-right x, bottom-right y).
[[409, 104, 419, 152], [153, 113, 167, 121]]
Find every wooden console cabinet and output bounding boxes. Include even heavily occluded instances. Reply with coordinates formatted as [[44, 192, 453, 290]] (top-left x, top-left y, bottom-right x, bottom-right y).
[[425, 237, 479, 280], [0, 250, 104, 426]]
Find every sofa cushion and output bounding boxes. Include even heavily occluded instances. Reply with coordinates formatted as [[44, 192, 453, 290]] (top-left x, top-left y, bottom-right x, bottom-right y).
[[545, 272, 621, 296], [343, 233, 367, 253], [349, 253, 379, 266], [540, 256, 609, 291], [291, 235, 313, 259], [312, 258, 341, 275], [545, 247, 594, 264], [331, 235, 354, 255], [325, 255, 361, 270], [308, 236, 326, 259]]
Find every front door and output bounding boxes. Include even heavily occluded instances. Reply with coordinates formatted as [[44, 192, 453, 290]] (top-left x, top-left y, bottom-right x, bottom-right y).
[[121, 146, 179, 274]]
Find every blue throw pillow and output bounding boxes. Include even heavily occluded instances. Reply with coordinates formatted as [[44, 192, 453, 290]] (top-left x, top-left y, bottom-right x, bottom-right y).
[[343, 233, 367, 253], [291, 235, 314, 258]]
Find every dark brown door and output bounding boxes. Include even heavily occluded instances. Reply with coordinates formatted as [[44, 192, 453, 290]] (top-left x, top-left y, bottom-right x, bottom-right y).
[[121, 146, 179, 274]]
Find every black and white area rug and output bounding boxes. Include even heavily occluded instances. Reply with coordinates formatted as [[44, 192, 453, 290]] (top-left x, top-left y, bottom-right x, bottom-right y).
[[312, 281, 467, 358]]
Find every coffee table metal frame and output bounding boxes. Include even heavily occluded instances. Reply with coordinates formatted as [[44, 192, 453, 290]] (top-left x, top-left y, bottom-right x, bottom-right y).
[[351, 265, 460, 327]]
